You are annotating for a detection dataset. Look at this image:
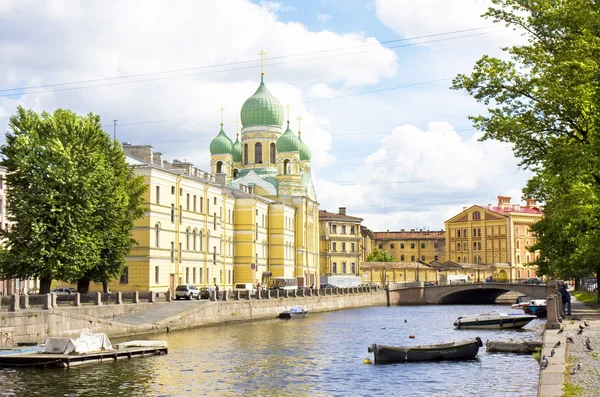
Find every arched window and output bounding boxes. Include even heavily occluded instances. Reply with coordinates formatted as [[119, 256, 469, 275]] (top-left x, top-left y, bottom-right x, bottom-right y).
[[457, 229, 461, 237], [255, 143, 262, 164], [186, 228, 191, 250], [155, 223, 160, 248], [244, 144, 248, 165], [216, 161, 223, 174], [200, 231, 204, 251], [270, 143, 276, 163], [457, 256, 461, 263], [517, 254, 521, 264], [283, 159, 290, 175], [193, 229, 197, 251], [233, 169, 238, 178]]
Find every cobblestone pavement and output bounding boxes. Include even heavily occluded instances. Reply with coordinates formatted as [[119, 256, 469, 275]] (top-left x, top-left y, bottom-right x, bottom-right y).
[[562, 296, 600, 397], [113, 299, 209, 325]]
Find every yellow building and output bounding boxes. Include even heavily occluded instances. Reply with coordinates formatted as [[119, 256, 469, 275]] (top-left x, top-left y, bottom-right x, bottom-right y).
[[109, 70, 320, 292], [319, 207, 368, 285], [373, 230, 446, 263], [444, 196, 543, 281], [361, 262, 438, 286]]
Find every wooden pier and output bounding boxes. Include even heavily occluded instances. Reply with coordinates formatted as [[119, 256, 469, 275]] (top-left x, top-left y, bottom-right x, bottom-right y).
[[0, 346, 168, 369]]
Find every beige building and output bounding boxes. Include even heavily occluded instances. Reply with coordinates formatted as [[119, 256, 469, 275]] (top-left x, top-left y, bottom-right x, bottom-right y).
[[444, 196, 543, 281], [319, 207, 368, 285], [373, 230, 446, 263]]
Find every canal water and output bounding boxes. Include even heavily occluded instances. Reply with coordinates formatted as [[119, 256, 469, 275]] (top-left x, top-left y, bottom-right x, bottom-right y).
[[0, 304, 542, 397]]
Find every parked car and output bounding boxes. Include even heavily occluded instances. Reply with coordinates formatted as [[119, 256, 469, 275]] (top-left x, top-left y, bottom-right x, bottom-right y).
[[51, 287, 76, 294], [522, 278, 544, 285], [423, 282, 435, 287], [199, 287, 214, 299], [175, 284, 200, 300]]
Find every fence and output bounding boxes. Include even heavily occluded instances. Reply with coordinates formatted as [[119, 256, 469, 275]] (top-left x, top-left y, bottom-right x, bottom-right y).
[[0, 286, 379, 311]]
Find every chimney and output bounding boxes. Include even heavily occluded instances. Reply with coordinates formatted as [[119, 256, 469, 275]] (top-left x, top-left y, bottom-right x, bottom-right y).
[[525, 198, 537, 208], [497, 196, 511, 209], [339, 207, 346, 215], [488, 204, 492, 210], [400, 229, 405, 232], [462, 206, 467, 211]]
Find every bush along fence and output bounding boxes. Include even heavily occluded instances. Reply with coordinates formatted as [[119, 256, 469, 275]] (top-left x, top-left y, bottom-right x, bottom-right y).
[[0, 285, 379, 312]]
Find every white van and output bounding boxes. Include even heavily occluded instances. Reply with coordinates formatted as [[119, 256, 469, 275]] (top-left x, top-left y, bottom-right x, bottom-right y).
[[234, 283, 255, 294], [447, 275, 471, 285]]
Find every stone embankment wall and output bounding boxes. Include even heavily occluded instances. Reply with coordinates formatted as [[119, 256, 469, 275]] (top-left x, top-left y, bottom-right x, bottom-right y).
[[1, 291, 387, 344]]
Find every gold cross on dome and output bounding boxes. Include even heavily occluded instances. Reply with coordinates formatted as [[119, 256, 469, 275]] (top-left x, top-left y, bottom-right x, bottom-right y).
[[219, 107, 225, 126], [258, 50, 267, 75], [297, 116, 303, 132], [235, 118, 240, 134], [285, 105, 291, 122]]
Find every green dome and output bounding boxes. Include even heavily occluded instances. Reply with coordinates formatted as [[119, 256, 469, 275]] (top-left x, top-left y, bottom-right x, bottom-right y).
[[210, 126, 233, 155], [276, 122, 300, 153], [240, 75, 284, 128], [232, 133, 242, 162], [298, 132, 311, 161]]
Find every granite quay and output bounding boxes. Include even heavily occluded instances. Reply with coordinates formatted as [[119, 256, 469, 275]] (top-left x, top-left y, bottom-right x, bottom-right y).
[[0, 286, 383, 345]]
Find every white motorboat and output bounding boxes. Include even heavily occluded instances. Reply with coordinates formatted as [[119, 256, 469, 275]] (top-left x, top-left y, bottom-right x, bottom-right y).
[[454, 312, 537, 330]]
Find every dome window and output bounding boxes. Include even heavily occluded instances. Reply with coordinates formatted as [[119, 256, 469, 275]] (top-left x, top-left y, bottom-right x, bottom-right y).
[[270, 143, 276, 163], [255, 143, 262, 164], [216, 161, 223, 174]]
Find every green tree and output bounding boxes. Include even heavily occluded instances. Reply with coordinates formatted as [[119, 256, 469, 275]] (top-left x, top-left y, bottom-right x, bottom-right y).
[[452, 0, 600, 294], [367, 249, 395, 262], [0, 107, 146, 294]]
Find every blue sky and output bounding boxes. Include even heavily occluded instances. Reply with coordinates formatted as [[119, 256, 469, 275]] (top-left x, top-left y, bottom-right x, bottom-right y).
[[0, 0, 532, 231]]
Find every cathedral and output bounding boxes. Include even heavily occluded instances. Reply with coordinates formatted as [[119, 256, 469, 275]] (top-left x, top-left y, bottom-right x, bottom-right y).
[[115, 71, 320, 293]]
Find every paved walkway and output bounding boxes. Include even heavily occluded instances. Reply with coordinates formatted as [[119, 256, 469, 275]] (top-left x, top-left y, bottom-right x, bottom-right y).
[[562, 296, 600, 397], [113, 299, 210, 325]]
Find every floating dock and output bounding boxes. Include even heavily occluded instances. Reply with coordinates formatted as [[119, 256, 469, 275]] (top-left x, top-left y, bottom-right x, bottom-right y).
[[0, 346, 168, 369]]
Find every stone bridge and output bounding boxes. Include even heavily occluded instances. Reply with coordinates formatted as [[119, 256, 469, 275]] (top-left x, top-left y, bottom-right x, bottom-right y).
[[389, 283, 557, 305]]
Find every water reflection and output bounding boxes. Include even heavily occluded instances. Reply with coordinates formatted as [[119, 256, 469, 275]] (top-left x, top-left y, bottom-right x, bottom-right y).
[[0, 305, 540, 396]]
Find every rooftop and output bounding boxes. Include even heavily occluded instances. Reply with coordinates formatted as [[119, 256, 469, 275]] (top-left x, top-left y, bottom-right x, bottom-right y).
[[374, 230, 445, 240]]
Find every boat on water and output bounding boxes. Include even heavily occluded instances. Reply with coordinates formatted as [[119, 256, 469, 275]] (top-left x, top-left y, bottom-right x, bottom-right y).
[[522, 299, 547, 318], [368, 337, 483, 364], [485, 340, 542, 354], [454, 312, 537, 329], [511, 295, 531, 310], [278, 306, 308, 319], [0, 331, 167, 369]]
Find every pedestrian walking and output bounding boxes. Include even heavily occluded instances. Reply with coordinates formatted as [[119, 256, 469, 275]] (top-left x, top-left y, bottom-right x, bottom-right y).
[[559, 282, 571, 315]]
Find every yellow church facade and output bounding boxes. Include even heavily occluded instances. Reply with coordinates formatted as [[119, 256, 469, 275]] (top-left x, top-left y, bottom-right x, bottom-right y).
[[106, 71, 320, 293]]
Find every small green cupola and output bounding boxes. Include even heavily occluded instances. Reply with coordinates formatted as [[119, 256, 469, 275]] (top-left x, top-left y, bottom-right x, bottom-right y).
[[298, 131, 311, 161], [232, 133, 242, 162], [209, 125, 234, 155], [276, 121, 300, 153], [240, 75, 284, 128]]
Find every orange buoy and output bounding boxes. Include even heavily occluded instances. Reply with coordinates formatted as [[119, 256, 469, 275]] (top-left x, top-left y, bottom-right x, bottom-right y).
[[409, 335, 415, 339]]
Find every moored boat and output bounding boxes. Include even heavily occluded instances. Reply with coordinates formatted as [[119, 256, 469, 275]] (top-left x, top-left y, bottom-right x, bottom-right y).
[[454, 312, 537, 329], [278, 306, 308, 319], [368, 337, 483, 364], [485, 340, 542, 354], [522, 299, 547, 318], [511, 295, 531, 310]]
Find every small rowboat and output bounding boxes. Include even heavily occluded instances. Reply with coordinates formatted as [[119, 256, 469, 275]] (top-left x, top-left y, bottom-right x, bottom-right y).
[[368, 337, 483, 364]]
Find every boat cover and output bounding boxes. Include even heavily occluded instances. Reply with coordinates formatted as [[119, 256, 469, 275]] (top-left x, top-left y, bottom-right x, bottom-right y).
[[45, 331, 112, 354]]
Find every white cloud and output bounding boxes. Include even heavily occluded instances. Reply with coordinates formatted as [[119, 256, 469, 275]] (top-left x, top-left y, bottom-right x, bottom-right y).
[[0, 0, 397, 173], [317, 13, 332, 23], [260, 1, 296, 13], [315, 122, 533, 231]]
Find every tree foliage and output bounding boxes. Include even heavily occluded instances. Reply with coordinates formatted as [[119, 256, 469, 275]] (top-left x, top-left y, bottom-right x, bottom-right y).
[[452, 0, 600, 283], [0, 107, 146, 293], [366, 249, 395, 262]]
